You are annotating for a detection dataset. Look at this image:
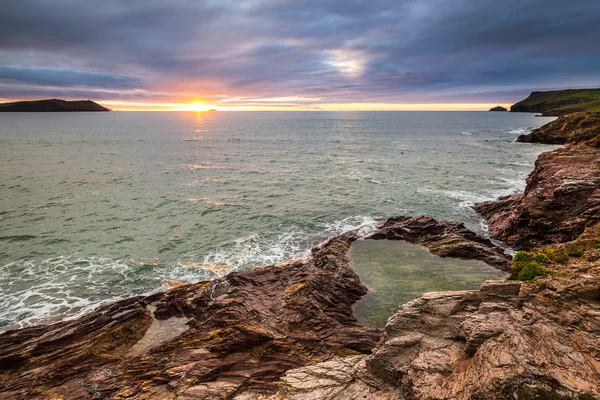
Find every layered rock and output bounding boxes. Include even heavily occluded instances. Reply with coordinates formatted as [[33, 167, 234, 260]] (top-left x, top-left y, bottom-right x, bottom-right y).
[[275, 273, 600, 399], [367, 216, 511, 270], [0, 238, 381, 399], [474, 145, 600, 250], [0, 217, 508, 400], [517, 112, 600, 146]]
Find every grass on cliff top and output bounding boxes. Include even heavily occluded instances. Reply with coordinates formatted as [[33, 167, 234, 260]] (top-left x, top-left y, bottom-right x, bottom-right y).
[[555, 99, 600, 114], [512, 89, 600, 114], [511, 245, 586, 280], [515, 89, 600, 106]]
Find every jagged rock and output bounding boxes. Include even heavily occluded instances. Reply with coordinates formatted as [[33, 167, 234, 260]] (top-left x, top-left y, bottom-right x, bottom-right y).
[[517, 112, 600, 146], [0, 238, 381, 399], [0, 217, 507, 399], [474, 145, 600, 249], [275, 274, 600, 399], [366, 216, 512, 270]]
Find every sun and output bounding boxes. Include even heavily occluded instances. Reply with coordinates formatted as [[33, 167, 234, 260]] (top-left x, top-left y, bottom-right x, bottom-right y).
[[189, 102, 206, 112]]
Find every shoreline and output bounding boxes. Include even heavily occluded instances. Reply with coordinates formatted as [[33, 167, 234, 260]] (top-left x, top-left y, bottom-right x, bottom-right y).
[[1, 112, 599, 399]]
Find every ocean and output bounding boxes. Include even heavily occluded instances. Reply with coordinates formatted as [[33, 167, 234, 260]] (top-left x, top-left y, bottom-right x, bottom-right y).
[[0, 111, 556, 330]]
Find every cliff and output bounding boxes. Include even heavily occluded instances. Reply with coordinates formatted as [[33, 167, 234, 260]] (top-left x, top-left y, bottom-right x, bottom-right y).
[[517, 112, 600, 146], [510, 89, 600, 116], [0, 99, 110, 112]]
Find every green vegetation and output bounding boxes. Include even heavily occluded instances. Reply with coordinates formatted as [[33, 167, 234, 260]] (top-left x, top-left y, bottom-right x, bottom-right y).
[[511, 245, 587, 280], [510, 89, 600, 115]]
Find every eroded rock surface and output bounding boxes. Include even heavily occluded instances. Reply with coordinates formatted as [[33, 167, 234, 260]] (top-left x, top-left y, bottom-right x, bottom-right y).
[[0, 217, 507, 399], [475, 145, 600, 250], [0, 238, 381, 399], [275, 270, 600, 399], [366, 216, 511, 270], [517, 112, 600, 146]]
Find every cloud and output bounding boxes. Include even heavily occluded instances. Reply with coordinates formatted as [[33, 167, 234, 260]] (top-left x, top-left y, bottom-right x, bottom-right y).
[[0, 0, 599, 106]]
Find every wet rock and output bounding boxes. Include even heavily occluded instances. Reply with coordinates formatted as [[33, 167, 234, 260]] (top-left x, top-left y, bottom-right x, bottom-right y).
[[366, 216, 512, 270], [0, 238, 381, 399], [474, 145, 600, 249]]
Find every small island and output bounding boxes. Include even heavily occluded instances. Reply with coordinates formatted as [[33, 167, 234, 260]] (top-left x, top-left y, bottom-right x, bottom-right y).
[[0, 98, 110, 112], [489, 106, 508, 111]]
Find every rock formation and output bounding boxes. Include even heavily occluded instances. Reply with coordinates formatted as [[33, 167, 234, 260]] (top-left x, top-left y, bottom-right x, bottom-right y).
[[474, 145, 600, 250], [517, 112, 600, 146], [0, 217, 508, 399], [275, 265, 600, 399], [366, 216, 511, 270], [489, 106, 508, 111]]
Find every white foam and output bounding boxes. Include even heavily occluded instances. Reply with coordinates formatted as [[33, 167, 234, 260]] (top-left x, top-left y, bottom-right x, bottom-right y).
[[505, 127, 533, 135]]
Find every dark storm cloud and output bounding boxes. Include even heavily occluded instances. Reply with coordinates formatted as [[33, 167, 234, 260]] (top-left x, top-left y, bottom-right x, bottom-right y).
[[0, 65, 139, 88], [1, 0, 599, 104]]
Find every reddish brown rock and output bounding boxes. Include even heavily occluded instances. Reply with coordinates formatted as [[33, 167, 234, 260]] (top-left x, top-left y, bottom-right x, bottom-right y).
[[0, 238, 381, 400], [517, 112, 600, 146], [276, 275, 600, 399], [0, 216, 508, 399], [474, 145, 600, 250], [275, 228, 600, 400], [366, 215, 512, 270]]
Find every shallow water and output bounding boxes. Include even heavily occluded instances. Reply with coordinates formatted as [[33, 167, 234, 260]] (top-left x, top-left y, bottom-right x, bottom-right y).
[[350, 240, 502, 326], [0, 111, 555, 329]]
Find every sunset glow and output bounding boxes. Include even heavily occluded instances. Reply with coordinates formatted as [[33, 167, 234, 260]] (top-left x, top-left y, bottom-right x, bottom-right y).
[[1, 1, 599, 110]]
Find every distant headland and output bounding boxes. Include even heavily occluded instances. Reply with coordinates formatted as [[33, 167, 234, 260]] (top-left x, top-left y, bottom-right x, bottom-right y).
[[510, 88, 600, 116], [0, 99, 110, 112], [489, 106, 508, 111]]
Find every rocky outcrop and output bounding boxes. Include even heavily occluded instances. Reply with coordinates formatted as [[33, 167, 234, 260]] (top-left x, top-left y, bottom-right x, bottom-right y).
[[489, 106, 508, 111], [0, 238, 381, 399], [367, 216, 511, 270], [275, 272, 600, 399], [0, 216, 508, 400], [517, 112, 600, 146], [474, 145, 600, 250]]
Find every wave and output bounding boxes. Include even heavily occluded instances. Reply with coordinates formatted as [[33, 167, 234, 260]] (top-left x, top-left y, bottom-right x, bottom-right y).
[[0, 215, 381, 332], [505, 127, 533, 135]]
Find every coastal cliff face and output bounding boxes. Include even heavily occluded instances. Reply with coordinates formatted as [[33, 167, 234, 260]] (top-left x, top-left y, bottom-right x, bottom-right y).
[[474, 145, 600, 250], [517, 112, 600, 146]]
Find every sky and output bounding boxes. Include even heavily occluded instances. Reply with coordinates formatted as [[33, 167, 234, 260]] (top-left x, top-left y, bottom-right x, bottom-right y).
[[1, 0, 599, 111]]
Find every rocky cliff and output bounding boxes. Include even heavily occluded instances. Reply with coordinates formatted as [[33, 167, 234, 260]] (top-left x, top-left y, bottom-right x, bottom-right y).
[[474, 145, 600, 250], [517, 112, 600, 146]]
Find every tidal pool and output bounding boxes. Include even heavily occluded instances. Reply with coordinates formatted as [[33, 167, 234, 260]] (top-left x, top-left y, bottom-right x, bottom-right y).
[[349, 239, 503, 327]]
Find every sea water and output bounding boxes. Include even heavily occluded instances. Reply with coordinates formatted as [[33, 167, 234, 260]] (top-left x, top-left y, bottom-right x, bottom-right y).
[[0, 111, 555, 330]]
